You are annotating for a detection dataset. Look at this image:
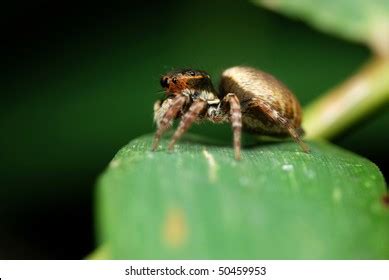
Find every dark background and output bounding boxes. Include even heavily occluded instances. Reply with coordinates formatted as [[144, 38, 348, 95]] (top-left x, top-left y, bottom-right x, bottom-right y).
[[0, 0, 387, 259]]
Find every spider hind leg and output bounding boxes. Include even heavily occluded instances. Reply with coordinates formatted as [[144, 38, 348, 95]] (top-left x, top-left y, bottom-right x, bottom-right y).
[[257, 102, 309, 153]]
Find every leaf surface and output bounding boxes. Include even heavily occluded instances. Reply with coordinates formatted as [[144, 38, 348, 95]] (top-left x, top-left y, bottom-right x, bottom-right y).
[[96, 134, 389, 259]]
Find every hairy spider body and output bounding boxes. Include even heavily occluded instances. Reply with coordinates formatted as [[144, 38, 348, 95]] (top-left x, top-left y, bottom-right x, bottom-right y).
[[152, 66, 308, 160]]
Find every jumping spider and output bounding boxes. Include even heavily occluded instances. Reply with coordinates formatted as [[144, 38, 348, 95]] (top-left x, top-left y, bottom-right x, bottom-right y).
[[152, 66, 309, 160]]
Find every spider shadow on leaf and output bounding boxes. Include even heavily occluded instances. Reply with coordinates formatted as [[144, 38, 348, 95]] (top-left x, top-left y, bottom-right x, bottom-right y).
[[165, 131, 294, 151]]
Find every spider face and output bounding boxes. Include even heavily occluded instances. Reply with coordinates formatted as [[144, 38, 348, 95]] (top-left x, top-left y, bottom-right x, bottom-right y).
[[160, 69, 214, 96], [153, 66, 309, 160]]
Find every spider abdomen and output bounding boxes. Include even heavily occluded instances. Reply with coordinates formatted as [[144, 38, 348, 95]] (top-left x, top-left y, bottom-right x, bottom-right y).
[[219, 66, 303, 136]]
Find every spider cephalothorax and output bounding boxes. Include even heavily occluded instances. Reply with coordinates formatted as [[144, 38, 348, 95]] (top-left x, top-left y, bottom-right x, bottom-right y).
[[160, 69, 214, 95], [152, 66, 309, 160]]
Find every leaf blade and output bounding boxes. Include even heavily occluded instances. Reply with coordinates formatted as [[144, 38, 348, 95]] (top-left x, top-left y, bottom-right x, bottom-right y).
[[96, 134, 389, 259]]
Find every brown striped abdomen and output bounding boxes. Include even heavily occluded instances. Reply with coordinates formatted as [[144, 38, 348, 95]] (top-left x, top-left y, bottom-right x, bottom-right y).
[[219, 66, 303, 136]]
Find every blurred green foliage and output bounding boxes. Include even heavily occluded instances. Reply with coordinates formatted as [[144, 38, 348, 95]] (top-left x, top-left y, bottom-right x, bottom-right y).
[[255, 0, 389, 55]]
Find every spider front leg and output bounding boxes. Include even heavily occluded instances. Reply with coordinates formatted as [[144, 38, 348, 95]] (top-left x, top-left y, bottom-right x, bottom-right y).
[[168, 99, 207, 151], [224, 93, 242, 160], [152, 95, 188, 151]]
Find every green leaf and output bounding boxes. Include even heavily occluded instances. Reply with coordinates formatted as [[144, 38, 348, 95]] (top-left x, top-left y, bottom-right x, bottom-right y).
[[95, 134, 388, 259], [253, 0, 389, 56]]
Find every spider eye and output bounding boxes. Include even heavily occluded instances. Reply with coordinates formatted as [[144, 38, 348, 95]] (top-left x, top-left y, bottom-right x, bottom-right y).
[[172, 77, 178, 84], [188, 71, 196, 76], [160, 77, 169, 88]]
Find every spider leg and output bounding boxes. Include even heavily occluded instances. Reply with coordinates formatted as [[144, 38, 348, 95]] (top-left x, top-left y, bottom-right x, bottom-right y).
[[258, 102, 309, 153], [168, 99, 207, 151], [224, 93, 242, 160], [152, 95, 188, 151]]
